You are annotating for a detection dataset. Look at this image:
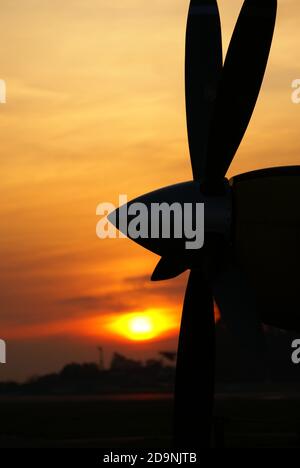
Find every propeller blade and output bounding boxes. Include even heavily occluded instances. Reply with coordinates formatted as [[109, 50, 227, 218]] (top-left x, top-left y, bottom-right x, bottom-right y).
[[211, 263, 265, 357], [151, 256, 187, 281], [174, 269, 215, 448], [204, 0, 277, 187], [185, 0, 222, 181]]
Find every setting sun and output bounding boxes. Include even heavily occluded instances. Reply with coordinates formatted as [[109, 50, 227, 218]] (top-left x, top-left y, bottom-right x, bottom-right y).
[[129, 316, 153, 337], [108, 310, 177, 342]]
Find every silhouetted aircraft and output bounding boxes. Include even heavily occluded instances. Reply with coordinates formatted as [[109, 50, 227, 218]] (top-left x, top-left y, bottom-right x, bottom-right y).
[[109, 0, 300, 448]]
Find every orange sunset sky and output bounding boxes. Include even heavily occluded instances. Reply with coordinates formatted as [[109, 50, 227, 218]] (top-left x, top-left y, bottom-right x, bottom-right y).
[[1, 0, 300, 380]]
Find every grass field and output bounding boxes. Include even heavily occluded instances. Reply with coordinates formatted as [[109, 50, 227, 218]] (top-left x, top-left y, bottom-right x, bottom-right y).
[[0, 392, 300, 448]]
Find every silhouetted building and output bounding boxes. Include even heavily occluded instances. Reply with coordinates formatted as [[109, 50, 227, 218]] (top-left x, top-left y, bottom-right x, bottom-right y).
[[159, 351, 177, 363], [110, 353, 142, 371]]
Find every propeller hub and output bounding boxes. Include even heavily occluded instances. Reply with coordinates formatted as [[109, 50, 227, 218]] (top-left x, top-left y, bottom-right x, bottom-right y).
[[108, 180, 232, 258]]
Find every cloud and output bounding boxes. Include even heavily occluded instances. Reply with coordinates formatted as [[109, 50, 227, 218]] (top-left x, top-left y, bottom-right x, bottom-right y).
[[58, 294, 129, 313], [58, 272, 188, 317]]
